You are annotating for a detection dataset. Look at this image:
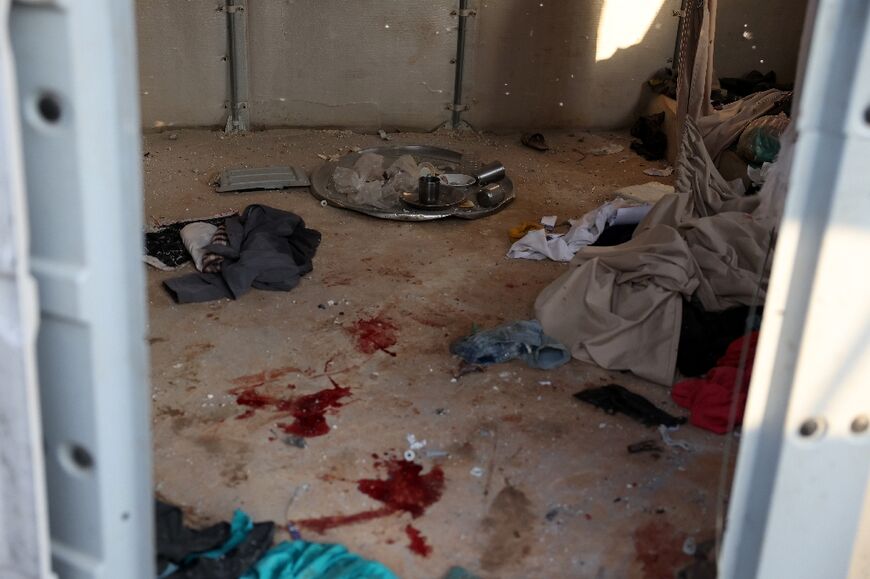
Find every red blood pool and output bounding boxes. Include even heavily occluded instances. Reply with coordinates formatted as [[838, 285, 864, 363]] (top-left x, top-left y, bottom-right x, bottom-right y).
[[295, 459, 445, 534], [278, 380, 352, 437], [358, 460, 445, 518], [405, 524, 432, 557], [231, 378, 350, 438], [348, 316, 398, 356]]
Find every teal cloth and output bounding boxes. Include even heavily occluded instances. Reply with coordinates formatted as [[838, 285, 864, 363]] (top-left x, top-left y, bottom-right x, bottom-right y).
[[197, 509, 253, 560], [443, 567, 480, 579], [240, 541, 398, 579]]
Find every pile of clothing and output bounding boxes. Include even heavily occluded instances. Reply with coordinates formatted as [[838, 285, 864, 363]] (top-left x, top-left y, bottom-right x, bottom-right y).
[[531, 2, 788, 434], [156, 501, 398, 579], [160, 205, 321, 304]]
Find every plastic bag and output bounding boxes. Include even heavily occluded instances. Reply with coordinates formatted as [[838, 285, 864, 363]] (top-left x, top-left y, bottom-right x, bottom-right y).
[[381, 155, 419, 196], [352, 153, 385, 181], [332, 166, 364, 195], [737, 113, 789, 164]]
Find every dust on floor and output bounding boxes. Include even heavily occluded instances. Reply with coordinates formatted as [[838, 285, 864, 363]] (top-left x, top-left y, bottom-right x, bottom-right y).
[[146, 128, 727, 579]]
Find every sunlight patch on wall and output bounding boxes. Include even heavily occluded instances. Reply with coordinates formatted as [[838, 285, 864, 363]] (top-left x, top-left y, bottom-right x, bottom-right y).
[[596, 0, 666, 62]]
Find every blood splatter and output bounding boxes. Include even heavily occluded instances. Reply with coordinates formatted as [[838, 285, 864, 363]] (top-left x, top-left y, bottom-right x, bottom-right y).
[[633, 520, 690, 579], [278, 380, 352, 437], [231, 366, 301, 388], [231, 378, 350, 438], [348, 316, 398, 356], [405, 524, 432, 557], [358, 460, 444, 517], [295, 459, 445, 533], [233, 386, 296, 413]]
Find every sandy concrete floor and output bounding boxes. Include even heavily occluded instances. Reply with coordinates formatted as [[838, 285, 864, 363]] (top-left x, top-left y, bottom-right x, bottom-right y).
[[145, 128, 729, 579]]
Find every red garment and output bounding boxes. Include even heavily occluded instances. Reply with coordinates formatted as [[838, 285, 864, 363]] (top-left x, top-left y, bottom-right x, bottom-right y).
[[672, 332, 759, 434]]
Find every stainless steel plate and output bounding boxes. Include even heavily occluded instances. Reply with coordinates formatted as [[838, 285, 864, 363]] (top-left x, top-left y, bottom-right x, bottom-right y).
[[310, 145, 514, 221]]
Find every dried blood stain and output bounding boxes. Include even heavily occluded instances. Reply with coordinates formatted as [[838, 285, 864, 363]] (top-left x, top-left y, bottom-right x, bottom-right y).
[[405, 524, 432, 557], [348, 316, 398, 356], [633, 520, 690, 579], [231, 366, 301, 388], [278, 380, 352, 437], [295, 459, 445, 534], [231, 378, 350, 438]]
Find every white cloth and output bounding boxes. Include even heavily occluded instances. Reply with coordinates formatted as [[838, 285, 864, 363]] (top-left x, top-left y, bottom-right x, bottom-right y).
[[507, 201, 652, 262], [180, 222, 218, 272]]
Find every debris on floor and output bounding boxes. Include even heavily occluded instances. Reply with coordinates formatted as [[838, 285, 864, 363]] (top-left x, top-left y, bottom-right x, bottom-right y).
[[630, 112, 668, 161], [643, 166, 674, 177], [659, 425, 693, 451], [507, 200, 651, 262], [507, 221, 545, 242], [573, 384, 686, 428], [450, 320, 570, 370], [587, 142, 625, 156], [520, 132, 549, 152], [163, 205, 321, 304], [156, 502, 274, 579], [215, 166, 310, 193], [453, 360, 486, 380], [672, 332, 759, 434], [613, 181, 675, 205], [627, 439, 664, 455], [144, 212, 235, 270]]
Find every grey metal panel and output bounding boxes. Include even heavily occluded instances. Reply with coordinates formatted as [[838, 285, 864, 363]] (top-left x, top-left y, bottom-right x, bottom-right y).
[[217, 165, 310, 192], [0, 0, 53, 577], [11, 0, 154, 577], [246, 0, 457, 130], [137, 0, 227, 128], [720, 0, 870, 577]]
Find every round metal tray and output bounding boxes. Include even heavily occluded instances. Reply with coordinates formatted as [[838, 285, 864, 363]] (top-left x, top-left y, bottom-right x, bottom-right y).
[[310, 145, 514, 221]]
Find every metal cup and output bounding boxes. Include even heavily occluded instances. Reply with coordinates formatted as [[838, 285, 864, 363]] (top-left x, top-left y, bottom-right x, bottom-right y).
[[418, 175, 441, 205], [474, 161, 506, 186]]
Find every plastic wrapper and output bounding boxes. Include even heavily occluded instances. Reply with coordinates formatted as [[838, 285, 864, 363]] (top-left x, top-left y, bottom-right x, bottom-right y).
[[332, 166, 364, 196], [737, 113, 789, 164], [352, 153, 385, 181]]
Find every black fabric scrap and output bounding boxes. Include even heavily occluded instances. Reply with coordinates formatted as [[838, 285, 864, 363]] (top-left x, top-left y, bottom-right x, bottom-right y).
[[678, 300, 759, 377], [574, 384, 686, 428], [591, 223, 637, 247], [155, 500, 230, 575], [145, 216, 228, 268], [630, 112, 667, 161], [174, 522, 275, 579], [627, 440, 663, 454], [164, 204, 321, 304]]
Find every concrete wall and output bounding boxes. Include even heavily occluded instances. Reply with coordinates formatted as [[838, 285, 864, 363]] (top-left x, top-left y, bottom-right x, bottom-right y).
[[136, 0, 807, 131], [715, 0, 809, 84], [247, 1, 456, 130], [463, 0, 680, 130], [137, 0, 227, 128]]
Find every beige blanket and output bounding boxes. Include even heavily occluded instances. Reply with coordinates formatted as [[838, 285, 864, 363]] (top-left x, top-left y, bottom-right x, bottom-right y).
[[535, 0, 786, 385]]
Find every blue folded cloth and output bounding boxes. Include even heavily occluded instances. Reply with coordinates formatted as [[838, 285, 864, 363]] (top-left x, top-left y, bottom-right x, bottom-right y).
[[450, 320, 570, 370]]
